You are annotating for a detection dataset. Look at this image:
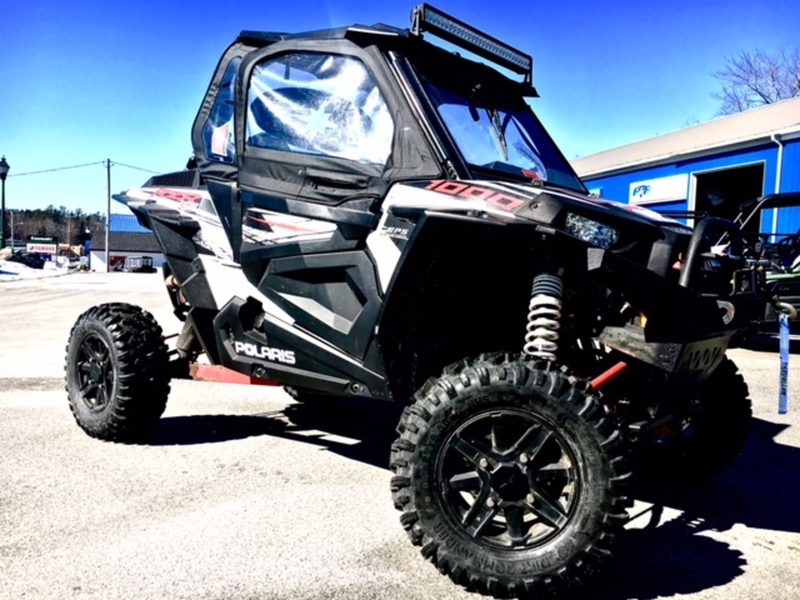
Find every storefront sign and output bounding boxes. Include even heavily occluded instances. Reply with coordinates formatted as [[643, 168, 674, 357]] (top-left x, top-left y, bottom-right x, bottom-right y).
[[26, 236, 58, 255], [629, 174, 689, 205]]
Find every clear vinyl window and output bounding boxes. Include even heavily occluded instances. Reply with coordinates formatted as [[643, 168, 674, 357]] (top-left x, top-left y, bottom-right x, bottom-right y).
[[422, 79, 585, 191], [203, 56, 241, 164], [246, 52, 394, 165]]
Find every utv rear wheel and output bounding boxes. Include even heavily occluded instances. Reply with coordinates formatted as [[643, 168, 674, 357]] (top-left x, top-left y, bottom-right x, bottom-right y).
[[390, 356, 630, 598], [65, 303, 170, 442]]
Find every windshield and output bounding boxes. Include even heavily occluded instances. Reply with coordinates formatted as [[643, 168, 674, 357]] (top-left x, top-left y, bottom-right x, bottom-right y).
[[422, 79, 585, 192]]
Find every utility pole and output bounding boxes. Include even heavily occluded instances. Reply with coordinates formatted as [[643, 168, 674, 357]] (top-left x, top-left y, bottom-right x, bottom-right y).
[[105, 159, 111, 271], [0, 156, 9, 250]]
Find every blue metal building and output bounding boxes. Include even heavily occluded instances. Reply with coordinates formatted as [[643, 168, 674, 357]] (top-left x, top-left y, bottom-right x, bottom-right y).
[[570, 97, 800, 237], [89, 214, 164, 272]]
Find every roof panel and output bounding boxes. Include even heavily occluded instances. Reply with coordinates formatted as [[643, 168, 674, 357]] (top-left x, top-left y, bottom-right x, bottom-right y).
[[110, 214, 150, 233], [90, 231, 160, 253], [571, 97, 800, 178]]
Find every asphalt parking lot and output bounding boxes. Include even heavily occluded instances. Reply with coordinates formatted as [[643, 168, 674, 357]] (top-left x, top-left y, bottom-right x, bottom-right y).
[[2, 271, 799, 600]]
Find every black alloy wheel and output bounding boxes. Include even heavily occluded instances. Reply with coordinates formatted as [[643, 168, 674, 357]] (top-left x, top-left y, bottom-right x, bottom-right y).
[[74, 331, 116, 413], [436, 406, 579, 551]]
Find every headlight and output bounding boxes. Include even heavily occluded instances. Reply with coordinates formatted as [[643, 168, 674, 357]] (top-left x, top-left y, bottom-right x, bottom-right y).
[[565, 213, 619, 249]]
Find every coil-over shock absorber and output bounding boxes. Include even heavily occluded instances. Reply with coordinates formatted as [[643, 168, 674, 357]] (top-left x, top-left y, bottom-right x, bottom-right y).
[[523, 273, 563, 362]]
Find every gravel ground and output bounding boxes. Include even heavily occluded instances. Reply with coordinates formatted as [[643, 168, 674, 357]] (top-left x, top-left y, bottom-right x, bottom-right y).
[[1, 272, 799, 600]]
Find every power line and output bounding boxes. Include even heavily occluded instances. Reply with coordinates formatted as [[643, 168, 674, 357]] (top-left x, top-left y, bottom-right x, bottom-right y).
[[9, 161, 105, 177], [113, 162, 160, 175], [9, 160, 161, 177]]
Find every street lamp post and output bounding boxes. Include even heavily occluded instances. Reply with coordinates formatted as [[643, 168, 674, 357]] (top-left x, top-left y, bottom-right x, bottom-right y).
[[0, 156, 9, 250]]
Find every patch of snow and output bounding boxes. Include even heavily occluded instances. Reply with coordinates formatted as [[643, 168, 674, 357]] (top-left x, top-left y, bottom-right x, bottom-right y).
[[0, 260, 72, 282]]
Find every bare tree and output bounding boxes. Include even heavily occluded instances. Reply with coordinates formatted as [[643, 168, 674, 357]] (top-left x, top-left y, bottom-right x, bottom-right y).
[[712, 46, 800, 115]]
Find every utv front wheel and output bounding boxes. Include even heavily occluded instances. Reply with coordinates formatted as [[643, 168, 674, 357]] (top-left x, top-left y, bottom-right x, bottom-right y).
[[634, 357, 751, 490], [65, 303, 170, 442], [390, 357, 630, 598]]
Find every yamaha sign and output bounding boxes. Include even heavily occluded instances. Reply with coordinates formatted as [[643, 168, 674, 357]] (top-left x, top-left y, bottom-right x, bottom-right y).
[[26, 236, 58, 255]]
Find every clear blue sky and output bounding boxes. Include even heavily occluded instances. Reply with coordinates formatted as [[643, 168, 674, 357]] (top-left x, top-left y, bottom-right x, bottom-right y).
[[2, 0, 798, 215]]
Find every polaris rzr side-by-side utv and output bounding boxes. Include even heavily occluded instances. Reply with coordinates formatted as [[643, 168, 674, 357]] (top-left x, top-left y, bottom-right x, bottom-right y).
[[65, 5, 775, 598]]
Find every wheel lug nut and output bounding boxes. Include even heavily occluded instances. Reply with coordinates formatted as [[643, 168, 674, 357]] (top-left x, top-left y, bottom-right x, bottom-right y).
[[486, 498, 495, 508], [519, 453, 528, 464], [479, 458, 488, 468], [526, 494, 535, 503]]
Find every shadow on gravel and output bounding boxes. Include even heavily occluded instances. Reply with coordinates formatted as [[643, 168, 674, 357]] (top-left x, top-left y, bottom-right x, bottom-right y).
[[595, 416, 800, 599], [148, 402, 799, 600], [634, 418, 800, 534], [278, 396, 404, 469], [149, 413, 288, 445], [598, 511, 747, 600], [149, 396, 403, 469]]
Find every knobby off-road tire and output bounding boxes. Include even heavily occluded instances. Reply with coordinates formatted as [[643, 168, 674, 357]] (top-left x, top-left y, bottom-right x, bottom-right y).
[[65, 303, 170, 442], [390, 356, 631, 599], [635, 357, 751, 491]]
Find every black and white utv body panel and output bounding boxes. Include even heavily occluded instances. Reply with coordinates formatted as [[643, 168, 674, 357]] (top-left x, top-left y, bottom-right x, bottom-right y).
[[123, 171, 761, 404]]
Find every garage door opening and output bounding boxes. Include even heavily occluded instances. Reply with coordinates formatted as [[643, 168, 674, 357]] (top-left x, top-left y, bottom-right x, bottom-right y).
[[693, 163, 764, 235]]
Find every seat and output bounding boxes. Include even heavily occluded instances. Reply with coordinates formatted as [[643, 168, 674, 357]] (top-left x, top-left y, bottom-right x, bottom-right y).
[[247, 96, 292, 151]]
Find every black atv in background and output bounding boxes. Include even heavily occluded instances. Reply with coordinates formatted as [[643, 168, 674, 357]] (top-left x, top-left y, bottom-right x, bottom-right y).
[[65, 5, 775, 598]]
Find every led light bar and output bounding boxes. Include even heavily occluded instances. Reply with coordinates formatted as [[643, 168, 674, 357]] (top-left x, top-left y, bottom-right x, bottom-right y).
[[411, 4, 533, 83]]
